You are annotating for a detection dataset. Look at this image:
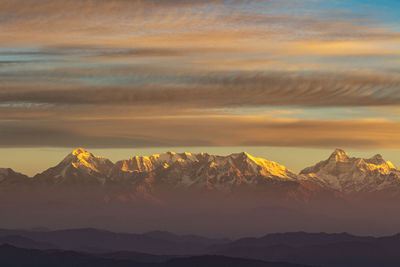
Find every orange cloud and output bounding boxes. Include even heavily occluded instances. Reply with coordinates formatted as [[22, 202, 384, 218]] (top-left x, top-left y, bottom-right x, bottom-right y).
[[0, 115, 399, 149]]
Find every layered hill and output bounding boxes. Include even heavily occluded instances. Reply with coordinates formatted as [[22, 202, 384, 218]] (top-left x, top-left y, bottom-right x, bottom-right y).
[[211, 231, 400, 267], [0, 244, 310, 267], [0, 228, 229, 254], [2, 229, 400, 266]]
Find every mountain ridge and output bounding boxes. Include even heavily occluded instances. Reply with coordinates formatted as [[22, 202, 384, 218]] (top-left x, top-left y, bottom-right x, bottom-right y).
[[1, 148, 399, 196]]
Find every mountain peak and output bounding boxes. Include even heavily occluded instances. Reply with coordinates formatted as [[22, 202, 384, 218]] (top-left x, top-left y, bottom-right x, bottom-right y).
[[67, 148, 111, 164], [241, 151, 251, 157], [368, 154, 385, 164], [33, 148, 115, 185], [72, 147, 90, 156], [63, 148, 97, 166], [65, 149, 113, 173], [367, 154, 396, 170], [371, 154, 383, 160], [229, 151, 260, 162], [301, 150, 399, 193], [229, 151, 251, 159], [227, 152, 296, 179], [328, 149, 349, 162]]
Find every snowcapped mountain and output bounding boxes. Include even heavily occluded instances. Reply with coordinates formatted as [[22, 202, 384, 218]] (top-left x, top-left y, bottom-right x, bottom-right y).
[[110, 151, 299, 191], [0, 168, 30, 185], [3, 148, 327, 201], [3, 148, 303, 191], [300, 149, 400, 194], [34, 148, 114, 186], [2, 148, 399, 199]]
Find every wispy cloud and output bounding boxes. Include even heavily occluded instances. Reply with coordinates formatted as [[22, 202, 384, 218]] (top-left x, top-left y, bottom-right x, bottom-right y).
[[0, 0, 399, 149], [1, 72, 399, 107], [0, 116, 399, 149], [1, 0, 399, 45]]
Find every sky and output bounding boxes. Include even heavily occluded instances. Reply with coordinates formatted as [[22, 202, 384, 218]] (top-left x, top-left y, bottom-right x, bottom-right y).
[[0, 0, 399, 175]]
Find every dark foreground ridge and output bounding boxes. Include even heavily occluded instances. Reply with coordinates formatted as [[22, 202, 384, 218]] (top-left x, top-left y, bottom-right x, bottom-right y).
[[2, 229, 400, 266], [0, 244, 309, 267]]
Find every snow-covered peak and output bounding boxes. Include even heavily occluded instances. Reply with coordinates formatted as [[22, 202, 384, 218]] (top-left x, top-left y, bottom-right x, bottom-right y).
[[301, 150, 399, 193], [367, 154, 394, 167], [33, 148, 114, 185], [112, 152, 196, 175], [72, 147, 89, 156], [111, 151, 299, 191], [227, 152, 295, 178], [328, 149, 349, 162], [60, 148, 113, 174], [149, 151, 295, 178]]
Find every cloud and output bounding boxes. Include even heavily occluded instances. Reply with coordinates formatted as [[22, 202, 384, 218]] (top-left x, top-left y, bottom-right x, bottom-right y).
[[1, 72, 399, 107], [1, 0, 399, 151], [0, 120, 170, 148], [1, 0, 399, 47], [0, 116, 399, 149]]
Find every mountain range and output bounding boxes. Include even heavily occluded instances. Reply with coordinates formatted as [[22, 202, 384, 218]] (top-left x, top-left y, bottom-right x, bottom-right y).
[[1, 148, 400, 236], [1, 148, 399, 198]]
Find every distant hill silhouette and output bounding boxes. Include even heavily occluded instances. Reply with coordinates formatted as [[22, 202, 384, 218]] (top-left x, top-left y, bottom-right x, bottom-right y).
[[0, 228, 229, 254], [0, 245, 309, 267], [212, 232, 400, 267], [2, 229, 400, 266], [0, 235, 56, 250]]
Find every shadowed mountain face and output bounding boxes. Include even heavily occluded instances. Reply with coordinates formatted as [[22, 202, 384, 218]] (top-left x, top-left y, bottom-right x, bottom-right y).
[[0, 168, 30, 186], [0, 148, 400, 236]]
